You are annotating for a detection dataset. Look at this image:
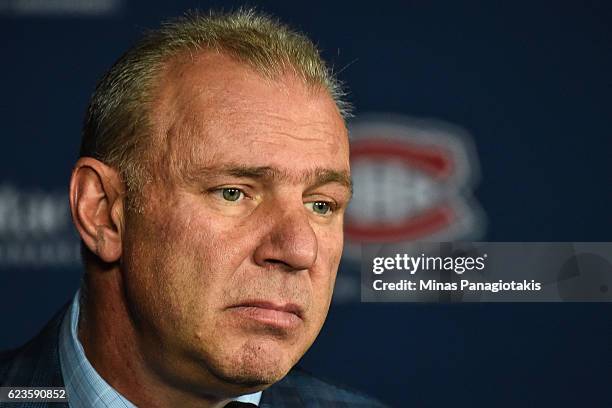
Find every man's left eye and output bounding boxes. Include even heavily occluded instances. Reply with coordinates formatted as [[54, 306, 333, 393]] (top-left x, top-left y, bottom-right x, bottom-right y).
[[305, 201, 333, 215], [220, 188, 244, 202]]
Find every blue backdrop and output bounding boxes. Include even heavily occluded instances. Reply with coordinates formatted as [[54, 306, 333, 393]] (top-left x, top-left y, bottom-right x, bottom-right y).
[[1, 1, 611, 407]]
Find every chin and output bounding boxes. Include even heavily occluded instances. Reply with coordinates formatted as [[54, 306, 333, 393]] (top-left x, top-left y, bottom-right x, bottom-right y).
[[211, 337, 298, 388]]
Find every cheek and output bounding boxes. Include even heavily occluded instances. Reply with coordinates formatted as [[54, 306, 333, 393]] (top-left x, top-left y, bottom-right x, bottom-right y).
[[128, 196, 260, 300], [122, 203, 227, 319], [316, 221, 344, 272], [310, 225, 344, 307]]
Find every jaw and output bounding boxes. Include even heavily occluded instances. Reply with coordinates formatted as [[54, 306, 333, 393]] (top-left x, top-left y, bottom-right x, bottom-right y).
[[204, 315, 312, 383], [210, 337, 295, 387]]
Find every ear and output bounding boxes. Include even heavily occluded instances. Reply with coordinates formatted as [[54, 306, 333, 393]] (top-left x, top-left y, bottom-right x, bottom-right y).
[[69, 157, 125, 263]]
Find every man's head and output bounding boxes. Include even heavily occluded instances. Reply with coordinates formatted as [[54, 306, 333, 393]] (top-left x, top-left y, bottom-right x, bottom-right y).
[[80, 9, 350, 202], [69, 9, 351, 401]]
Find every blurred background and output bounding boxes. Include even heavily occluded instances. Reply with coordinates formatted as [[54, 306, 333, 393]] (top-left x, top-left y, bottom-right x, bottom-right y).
[[1, 1, 611, 406]]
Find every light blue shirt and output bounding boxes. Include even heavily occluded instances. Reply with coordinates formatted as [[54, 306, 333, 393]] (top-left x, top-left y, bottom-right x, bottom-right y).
[[59, 290, 262, 407]]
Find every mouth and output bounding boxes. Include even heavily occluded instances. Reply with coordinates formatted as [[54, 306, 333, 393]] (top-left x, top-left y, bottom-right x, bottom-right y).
[[226, 300, 304, 330]]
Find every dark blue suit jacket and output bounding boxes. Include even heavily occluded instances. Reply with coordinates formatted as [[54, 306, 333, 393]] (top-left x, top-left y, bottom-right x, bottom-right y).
[[0, 307, 387, 407]]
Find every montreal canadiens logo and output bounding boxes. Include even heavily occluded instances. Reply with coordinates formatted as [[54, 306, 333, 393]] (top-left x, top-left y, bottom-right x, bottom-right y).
[[345, 115, 484, 253]]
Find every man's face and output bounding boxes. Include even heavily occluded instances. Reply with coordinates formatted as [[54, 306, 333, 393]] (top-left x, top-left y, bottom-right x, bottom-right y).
[[120, 53, 350, 396]]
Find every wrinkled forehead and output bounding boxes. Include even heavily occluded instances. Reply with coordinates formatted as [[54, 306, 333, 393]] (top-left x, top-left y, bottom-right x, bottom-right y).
[[146, 51, 349, 182]]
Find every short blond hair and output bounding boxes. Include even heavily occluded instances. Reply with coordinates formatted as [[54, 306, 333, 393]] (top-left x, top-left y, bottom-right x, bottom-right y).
[[80, 8, 351, 199]]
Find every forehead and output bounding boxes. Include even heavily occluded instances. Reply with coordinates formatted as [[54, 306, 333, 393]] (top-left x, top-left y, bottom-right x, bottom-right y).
[[148, 52, 349, 179]]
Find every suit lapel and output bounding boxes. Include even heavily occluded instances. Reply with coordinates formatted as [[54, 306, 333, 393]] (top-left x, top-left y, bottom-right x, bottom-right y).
[[1, 305, 69, 407], [258, 369, 307, 408]]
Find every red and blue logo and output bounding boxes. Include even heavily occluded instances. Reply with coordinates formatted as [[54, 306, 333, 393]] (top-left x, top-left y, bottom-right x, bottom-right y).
[[344, 115, 485, 258]]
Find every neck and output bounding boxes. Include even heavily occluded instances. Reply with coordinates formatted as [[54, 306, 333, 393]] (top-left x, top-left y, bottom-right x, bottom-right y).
[[79, 265, 232, 408]]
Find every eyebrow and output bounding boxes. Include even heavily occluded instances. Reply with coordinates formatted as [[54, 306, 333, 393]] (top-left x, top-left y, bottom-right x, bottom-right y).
[[189, 165, 353, 195]]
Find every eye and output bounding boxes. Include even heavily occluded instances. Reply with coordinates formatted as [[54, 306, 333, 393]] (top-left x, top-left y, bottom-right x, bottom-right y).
[[220, 188, 244, 202], [305, 201, 333, 216]]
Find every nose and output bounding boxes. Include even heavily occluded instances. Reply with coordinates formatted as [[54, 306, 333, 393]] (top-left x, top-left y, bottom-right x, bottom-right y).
[[253, 206, 318, 271]]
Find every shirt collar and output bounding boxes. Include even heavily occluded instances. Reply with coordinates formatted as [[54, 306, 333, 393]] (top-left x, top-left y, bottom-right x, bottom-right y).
[[59, 290, 262, 407]]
